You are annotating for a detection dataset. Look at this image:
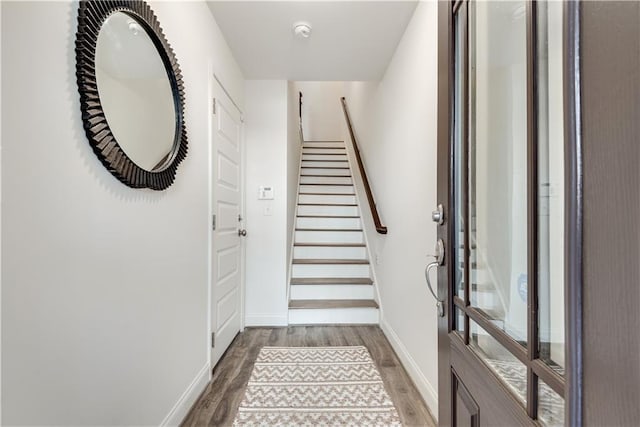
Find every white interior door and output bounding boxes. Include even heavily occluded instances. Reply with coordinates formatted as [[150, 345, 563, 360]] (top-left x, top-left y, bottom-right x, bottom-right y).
[[211, 81, 244, 367]]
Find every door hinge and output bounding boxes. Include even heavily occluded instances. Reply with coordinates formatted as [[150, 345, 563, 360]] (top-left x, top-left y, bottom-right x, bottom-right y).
[[211, 332, 215, 348], [212, 98, 216, 115], [212, 214, 216, 231]]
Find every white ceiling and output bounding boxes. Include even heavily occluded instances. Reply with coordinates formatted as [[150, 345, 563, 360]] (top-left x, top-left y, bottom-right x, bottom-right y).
[[207, 1, 418, 81]]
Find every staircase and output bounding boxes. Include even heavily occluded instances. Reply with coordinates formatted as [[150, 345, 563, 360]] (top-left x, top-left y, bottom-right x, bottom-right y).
[[288, 140, 379, 325]]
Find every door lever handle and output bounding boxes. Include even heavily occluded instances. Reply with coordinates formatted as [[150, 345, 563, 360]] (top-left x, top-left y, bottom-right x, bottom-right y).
[[425, 261, 445, 317], [425, 261, 443, 302], [425, 239, 445, 317]]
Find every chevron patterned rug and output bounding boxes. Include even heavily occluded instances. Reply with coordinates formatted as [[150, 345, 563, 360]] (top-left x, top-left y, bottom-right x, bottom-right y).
[[233, 346, 402, 426]]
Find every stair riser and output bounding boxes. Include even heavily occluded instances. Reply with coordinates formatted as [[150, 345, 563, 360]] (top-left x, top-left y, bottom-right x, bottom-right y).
[[474, 292, 500, 308], [297, 205, 359, 216], [300, 176, 353, 185], [299, 185, 354, 194], [298, 194, 357, 205], [303, 142, 345, 148], [296, 217, 361, 229], [288, 307, 379, 325], [471, 269, 492, 284], [302, 154, 348, 162], [303, 148, 346, 155], [290, 285, 374, 300], [301, 161, 350, 169], [295, 230, 364, 244], [292, 264, 370, 278], [293, 246, 368, 259], [301, 168, 350, 176]]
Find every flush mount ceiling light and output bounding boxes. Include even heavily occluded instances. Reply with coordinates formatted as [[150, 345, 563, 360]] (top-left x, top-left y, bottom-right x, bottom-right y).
[[293, 22, 312, 39]]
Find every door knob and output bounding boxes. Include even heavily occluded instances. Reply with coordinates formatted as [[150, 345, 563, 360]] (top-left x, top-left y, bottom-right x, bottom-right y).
[[238, 229, 247, 237], [425, 239, 445, 317], [432, 204, 444, 225]]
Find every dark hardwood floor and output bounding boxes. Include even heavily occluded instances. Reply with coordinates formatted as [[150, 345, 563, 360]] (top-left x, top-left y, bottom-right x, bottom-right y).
[[181, 326, 436, 427]]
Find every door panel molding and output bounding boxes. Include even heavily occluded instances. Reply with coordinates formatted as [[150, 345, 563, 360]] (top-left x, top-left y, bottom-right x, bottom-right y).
[[450, 336, 534, 426], [451, 369, 479, 427]]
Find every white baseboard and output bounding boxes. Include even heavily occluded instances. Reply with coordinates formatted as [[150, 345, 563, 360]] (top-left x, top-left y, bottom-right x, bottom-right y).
[[160, 363, 210, 427], [245, 313, 288, 327], [380, 319, 439, 422]]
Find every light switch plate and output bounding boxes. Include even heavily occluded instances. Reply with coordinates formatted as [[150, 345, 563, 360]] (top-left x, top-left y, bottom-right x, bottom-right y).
[[258, 186, 274, 200]]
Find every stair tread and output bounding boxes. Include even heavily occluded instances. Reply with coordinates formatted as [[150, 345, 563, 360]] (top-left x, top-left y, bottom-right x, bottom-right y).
[[293, 258, 370, 265], [299, 193, 356, 196], [294, 242, 366, 247], [301, 175, 352, 178], [296, 228, 362, 232], [303, 140, 344, 143], [299, 183, 353, 186], [302, 147, 346, 150], [301, 166, 350, 170], [291, 277, 373, 285], [301, 160, 349, 163], [302, 153, 347, 156], [473, 282, 495, 292], [297, 215, 360, 218], [289, 299, 378, 309], [298, 203, 358, 206]]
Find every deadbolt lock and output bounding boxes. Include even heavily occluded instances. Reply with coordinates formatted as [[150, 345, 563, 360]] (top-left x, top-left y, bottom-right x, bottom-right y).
[[432, 204, 444, 225]]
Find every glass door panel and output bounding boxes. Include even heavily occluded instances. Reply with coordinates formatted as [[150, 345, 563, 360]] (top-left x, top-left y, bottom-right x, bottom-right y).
[[468, 0, 529, 344], [470, 320, 527, 405], [538, 378, 565, 426], [453, 3, 467, 301], [455, 306, 465, 335], [536, 0, 565, 375]]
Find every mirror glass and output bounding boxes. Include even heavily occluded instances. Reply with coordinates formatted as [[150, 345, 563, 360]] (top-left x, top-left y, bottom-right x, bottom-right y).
[[95, 12, 176, 172]]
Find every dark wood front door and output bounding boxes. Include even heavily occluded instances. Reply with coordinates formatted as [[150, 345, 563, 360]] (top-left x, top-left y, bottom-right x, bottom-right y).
[[435, 1, 581, 425]]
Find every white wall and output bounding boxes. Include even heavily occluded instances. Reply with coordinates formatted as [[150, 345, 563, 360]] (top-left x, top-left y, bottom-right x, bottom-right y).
[[243, 80, 289, 326], [342, 1, 440, 417], [0, 2, 3, 421], [1, 1, 244, 425], [297, 81, 344, 141]]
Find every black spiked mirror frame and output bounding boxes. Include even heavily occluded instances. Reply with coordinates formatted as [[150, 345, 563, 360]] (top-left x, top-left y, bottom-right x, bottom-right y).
[[75, 0, 188, 190]]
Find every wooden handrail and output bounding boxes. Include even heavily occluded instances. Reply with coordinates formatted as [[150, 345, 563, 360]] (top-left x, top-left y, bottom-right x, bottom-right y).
[[298, 91, 304, 141], [340, 97, 388, 235]]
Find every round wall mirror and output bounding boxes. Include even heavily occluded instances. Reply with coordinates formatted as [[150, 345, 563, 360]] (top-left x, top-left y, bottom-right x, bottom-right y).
[[76, 1, 187, 190]]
